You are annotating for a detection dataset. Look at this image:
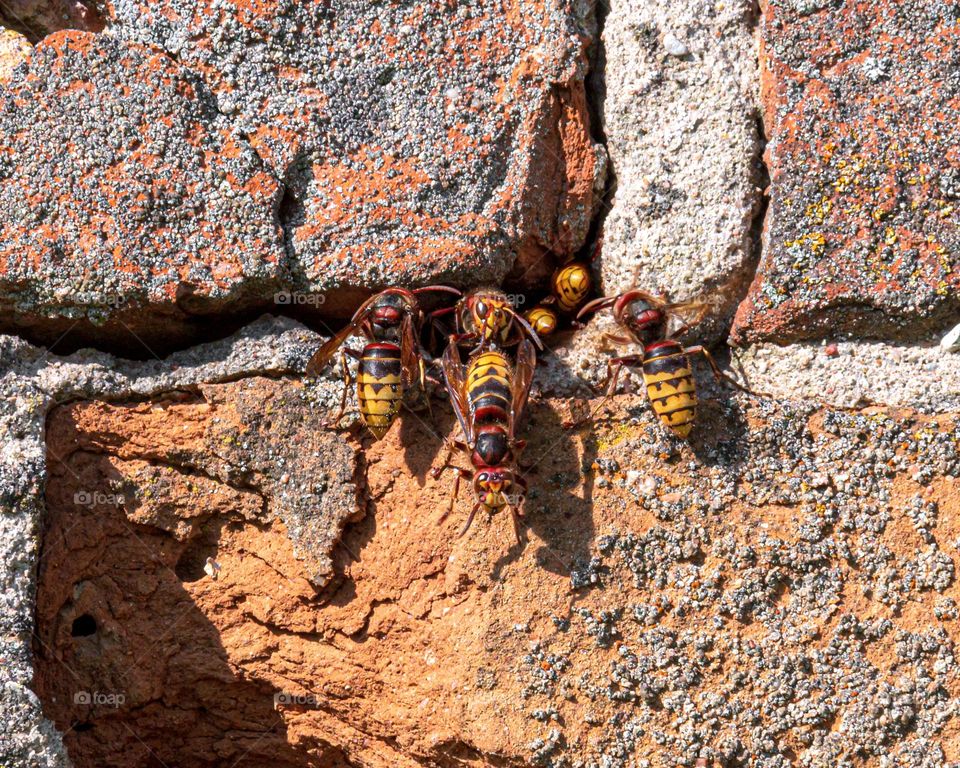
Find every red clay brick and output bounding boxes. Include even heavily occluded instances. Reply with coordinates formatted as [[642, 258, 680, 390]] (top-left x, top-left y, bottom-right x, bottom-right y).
[[105, 0, 605, 296], [0, 32, 286, 350], [732, 0, 960, 345], [0, 3, 604, 348]]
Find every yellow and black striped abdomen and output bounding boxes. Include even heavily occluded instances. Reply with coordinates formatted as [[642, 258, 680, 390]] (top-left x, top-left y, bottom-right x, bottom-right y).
[[552, 262, 592, 313], [466, 350, 512, 424], [641, 341, 697, 439], [357, 342, 403, 439], [525, 305, 558, 337]]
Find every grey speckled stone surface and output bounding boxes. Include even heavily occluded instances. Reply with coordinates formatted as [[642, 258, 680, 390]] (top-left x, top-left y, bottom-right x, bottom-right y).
[[0, 31, 285, 348], [732, 0, 960, 346], [4, 315, 960, 766], [597, 0, 761, 340], [734, 338, 960, 411], [0, 29, 30, 82]]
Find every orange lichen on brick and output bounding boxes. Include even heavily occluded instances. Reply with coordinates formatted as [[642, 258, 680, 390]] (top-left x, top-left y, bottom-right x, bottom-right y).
[[0, 30, 284, 330], [732, 0, 960, 344], [34, 384, 960, 766]]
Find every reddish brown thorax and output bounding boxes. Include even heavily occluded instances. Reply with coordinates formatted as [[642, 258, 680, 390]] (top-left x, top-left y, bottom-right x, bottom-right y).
[[366, 291, 417, 342], [471, 425, 512, 467]]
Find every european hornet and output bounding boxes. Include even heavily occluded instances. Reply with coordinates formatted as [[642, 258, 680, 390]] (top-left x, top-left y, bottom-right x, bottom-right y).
[[577, 290, 756, 439], [306, 286, 460, 439], [525, 304, 560, 337], [432, 338, 537, 543], [523, 240, 597, 337], [551, 261, 594, 314], [433, 286, 543, 351]]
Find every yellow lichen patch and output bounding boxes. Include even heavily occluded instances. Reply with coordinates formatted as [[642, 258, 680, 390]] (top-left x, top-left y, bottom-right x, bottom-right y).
[[805, 197, 832, 224], [785, 232, 827, 257], [595, 422, 636, 453], [831, 156, 864, 195]]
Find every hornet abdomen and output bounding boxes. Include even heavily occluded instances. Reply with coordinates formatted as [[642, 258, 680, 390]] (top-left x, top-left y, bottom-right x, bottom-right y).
[[525, 305, 559, 337], [466, 350, 512, 425], [553, 262, 592, 313], [641, 340, 697, 439], [357, 342, 403, 439]]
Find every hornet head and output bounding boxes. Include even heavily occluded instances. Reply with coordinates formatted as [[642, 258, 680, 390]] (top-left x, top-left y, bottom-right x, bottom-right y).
[[461, 289, 514, 345], [473, 467, 523, 511]]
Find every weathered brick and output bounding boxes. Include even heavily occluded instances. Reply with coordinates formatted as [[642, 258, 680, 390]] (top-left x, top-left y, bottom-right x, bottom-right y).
[[106, 0, 606, 297], [732, 0, 960, 345], [0, 3, 605, 348], [0, 32, 285, 350]]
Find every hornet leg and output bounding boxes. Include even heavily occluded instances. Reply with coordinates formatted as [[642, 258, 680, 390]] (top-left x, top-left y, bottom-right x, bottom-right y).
[[515, 441, 535, 473], [430, 440, 470, 481], [439, 467, 468, 525], [505, 497, 527, 545], [600, 333, 634, 346], [427, 308, 457, 351], [325, 349, 356, 429], [458, 501, 483, 538], [684, 345, 763, 396], [566, 355, 643, 428]]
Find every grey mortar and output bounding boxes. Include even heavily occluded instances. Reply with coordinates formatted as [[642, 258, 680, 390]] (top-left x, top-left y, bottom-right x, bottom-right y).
[[597, 0, 762, 341], [733, 339, 960, 411]]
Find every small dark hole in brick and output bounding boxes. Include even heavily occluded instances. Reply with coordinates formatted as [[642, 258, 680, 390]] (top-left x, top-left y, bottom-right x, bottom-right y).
[[175, 536, 217, 583], [71, 614, 97, 637], [73, 721, 94, 732], [278, 186, 302, 228]]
